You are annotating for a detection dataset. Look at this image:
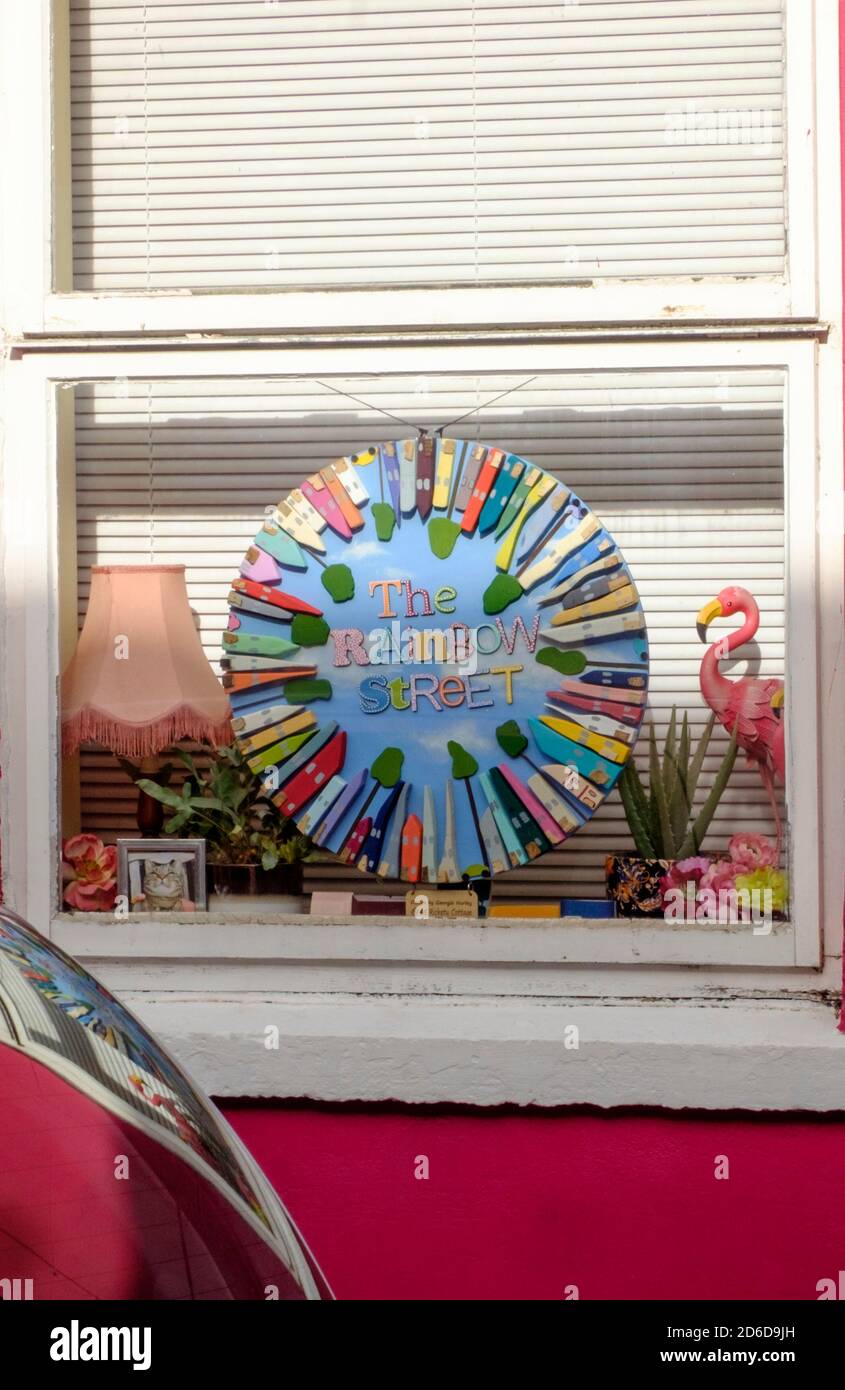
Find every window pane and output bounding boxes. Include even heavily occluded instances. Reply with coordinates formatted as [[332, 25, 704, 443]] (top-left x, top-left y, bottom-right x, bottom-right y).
[[68, 369, 787, 911], [69, 0, 786, 290]]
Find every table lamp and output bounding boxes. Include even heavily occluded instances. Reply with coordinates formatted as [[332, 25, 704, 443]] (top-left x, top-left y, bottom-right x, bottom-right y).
[[62, 564, 231, 832]]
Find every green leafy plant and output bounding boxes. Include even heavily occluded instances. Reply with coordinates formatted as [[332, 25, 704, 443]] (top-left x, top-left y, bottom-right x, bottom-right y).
[[135, 743, 313, 870], [618, 710, 738, 860]]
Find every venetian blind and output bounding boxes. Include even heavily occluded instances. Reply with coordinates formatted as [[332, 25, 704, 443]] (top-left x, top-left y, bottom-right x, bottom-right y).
[[69, 0, 786, 290], [72, 370, 786, 899]]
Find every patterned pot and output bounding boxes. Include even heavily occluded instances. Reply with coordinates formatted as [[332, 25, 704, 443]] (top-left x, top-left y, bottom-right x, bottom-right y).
[[605, 854, 672, 919]]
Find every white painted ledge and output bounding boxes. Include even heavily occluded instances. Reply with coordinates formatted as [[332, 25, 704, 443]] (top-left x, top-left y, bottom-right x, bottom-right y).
[[118, 994, 845, 1113], [48, 916, 844, 1111]]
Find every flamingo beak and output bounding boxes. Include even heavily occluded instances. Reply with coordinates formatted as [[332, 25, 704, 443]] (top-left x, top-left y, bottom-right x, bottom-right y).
[[696, 597, 723, 643]]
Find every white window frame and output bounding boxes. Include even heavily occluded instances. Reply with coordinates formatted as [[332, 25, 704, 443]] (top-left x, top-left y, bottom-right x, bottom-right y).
[[0, 0, 827, 338], [2, 1, 844, 1109], [0, 339, 839, 971]]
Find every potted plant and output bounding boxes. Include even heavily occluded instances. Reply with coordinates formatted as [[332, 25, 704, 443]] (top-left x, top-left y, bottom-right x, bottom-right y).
[[136, 743, 313, 897], [607, 710, 738, 917]]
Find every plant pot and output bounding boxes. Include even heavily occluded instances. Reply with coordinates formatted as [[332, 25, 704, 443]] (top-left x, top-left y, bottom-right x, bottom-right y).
[[605, 854, 672, 918], [208, 861, 304, 897]]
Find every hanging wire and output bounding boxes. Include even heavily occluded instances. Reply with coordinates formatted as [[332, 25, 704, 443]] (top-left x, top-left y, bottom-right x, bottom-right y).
[[437, 376, 539, 435], [312, 374, 540, 438]]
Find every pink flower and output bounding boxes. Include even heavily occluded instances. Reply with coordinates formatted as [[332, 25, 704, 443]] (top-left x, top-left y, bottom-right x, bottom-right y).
[[62, 834, 117, 912], [728, 833, 777, 870], [699, 857, 739, 896], [660, 856, 710, 896]]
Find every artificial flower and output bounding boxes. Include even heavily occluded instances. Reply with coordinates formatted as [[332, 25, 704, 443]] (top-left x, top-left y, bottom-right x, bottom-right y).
[[727, 832, 778, 870], [734, 866, 789, 915], [660, 856, 710, 892], [61, 833, 117, 912]]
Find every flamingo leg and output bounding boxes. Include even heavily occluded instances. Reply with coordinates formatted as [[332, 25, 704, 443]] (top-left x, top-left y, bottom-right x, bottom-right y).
[[758, 760, 782, 865]]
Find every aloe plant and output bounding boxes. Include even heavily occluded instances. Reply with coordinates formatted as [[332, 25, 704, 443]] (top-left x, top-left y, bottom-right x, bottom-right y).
[[618, 709, 738, 860]]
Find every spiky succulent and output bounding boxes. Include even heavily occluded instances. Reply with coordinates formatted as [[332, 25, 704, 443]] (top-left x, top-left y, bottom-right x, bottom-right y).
[[617, 709, 738, 859]]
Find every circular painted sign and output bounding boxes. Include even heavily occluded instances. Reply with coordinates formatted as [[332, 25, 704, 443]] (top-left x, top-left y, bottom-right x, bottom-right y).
[[224, 438, 649, 884]]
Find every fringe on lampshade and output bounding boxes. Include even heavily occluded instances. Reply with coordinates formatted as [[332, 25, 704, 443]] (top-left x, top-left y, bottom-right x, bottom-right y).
[[61, 708, 233, 759]]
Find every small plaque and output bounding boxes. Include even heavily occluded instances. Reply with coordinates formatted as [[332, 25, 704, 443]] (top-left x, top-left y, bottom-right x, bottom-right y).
[[309, 891, 354, 917], [405, 888, 479, 921]]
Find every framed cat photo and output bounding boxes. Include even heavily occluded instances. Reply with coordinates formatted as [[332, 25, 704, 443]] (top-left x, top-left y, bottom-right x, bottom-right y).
[[117, 839, 208, 914]]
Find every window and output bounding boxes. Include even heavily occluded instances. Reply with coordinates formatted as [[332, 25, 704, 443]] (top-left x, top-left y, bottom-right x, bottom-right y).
[[0, 0, 842, 1107]]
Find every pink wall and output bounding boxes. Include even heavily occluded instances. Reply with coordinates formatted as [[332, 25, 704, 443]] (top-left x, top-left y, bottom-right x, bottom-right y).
[[221, 1103, 845, 1300]]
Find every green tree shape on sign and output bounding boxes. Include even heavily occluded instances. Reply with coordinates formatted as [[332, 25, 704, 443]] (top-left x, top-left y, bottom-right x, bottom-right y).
[[447, 740, 487, 871]]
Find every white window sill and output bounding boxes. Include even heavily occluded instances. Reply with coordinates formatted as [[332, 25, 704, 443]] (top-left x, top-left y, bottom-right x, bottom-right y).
[[49, 916, 844, 1112]]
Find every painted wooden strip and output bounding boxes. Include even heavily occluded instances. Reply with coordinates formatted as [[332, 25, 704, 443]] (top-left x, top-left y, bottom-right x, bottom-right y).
[[333, 453, 372, 501], [497, 764, 565, 845], [222, 667, 317, 692], [537, 552, 622, 607], [514, 487, 574, 569], [539, 713, 629, 764], [400, 438, 417, 516], [400, 813, 424, 884], [321, 466, 365, 529], [231, 702, 304, 736], [437, 780, 461, 882], [297, 774, 347, 836], [342, 815, 371, 865], [314, 766, 369, 847], [416, 434, 436, 521], [578, 658, 650, 686], [231, 577, 323, 616], [531, 717, 624, 790], [561, 571, 630, 610], [519, 514, 602, 591], [302, 474, 353, 539], [264, 722, 336, 789], [478, 771, 527, 868], [252, 523, 307, 570], [432, 437, 457, 510], [274, 731, 347, 818], [488, 768, 550, 859], [267, 720, 338, 788], [238, 710, 315, 754], [240, 545, 282, 584], [228, 591, 292, 623], [247, 728, 315, 773], [494, 463, 543, 539], [478, 803, 510, 876], [422, 785, 438, 883], [547, 688, 642, 727], [495, 473, 557, 570], [452, 443, 486, 515], [558, 675, 650, 706], [376, 782, 410, 878], [461, 447, 504, 534], [224, 653, 303, 673], [539, 612, 646, 646], [525, 772, 581, 834], [478, 455, 524, 535], [380, 441, 402, 522], [539, 762, 606, 813], [543, 699, 637, 747], [223, 631, 299, 659], [361, 781, 405, 874], [277, 492, 326, 552], [550, 581, 639, 627]]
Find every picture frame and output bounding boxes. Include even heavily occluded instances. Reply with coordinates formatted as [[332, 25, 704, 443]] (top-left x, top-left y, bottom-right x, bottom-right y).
[[116, 839, 207, 914]]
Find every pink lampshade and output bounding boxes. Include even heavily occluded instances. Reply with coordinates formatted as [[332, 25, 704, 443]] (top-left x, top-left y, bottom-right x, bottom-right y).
[[62, 564, 231, 757]]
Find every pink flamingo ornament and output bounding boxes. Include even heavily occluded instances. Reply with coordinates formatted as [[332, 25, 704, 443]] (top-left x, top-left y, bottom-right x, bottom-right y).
[[696, 585, 785, 856]]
